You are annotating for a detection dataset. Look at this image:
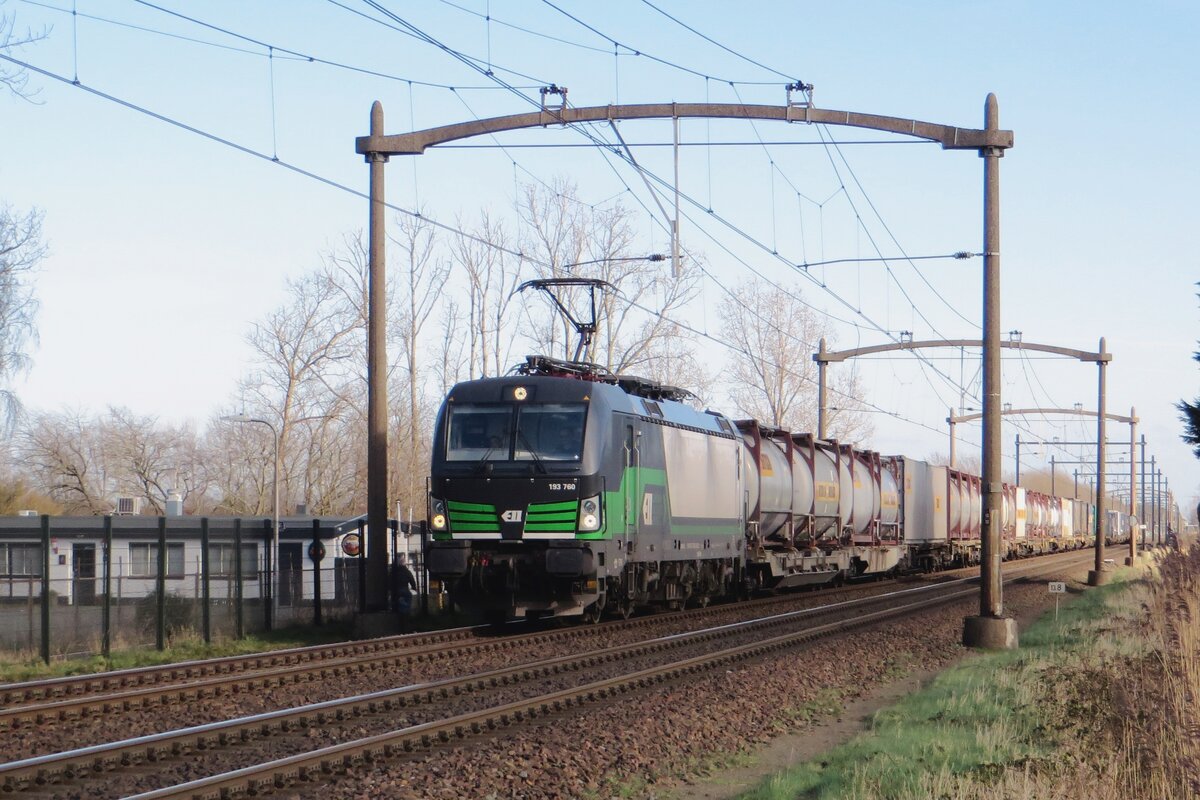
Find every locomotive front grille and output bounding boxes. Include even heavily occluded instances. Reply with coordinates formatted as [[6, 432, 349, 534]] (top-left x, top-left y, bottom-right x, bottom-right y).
[[447, 500, 500, 533], [524, 499, 578, 534]]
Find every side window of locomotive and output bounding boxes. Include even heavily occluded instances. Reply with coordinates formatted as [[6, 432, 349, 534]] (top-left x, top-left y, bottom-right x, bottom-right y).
[[515, 403, 587, 462], [446, 405, 512, 461]]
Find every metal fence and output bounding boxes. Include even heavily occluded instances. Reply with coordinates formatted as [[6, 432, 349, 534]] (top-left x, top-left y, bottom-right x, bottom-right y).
[[0, 515, 428, 663]]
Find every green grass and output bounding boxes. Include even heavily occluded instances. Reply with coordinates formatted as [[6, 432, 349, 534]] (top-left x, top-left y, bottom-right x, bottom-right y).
[[0, 621, 358, 683], [737, 573, 1142, 800]]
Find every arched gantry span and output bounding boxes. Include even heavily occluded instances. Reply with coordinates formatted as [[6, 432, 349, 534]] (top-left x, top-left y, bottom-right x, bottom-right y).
[[355, 102, 1013, 156]]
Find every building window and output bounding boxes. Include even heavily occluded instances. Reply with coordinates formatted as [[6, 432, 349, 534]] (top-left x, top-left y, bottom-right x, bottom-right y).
[[208, 543, 258, 579], [1, 543, 43, 577], [129, 543, 185, 578]]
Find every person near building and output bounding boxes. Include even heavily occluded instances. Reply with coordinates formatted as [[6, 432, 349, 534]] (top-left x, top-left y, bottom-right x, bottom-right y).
[[395, 553, 417, 632]]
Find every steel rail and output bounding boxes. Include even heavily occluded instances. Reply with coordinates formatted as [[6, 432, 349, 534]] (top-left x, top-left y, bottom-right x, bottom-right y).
[[121, 556, 1087, 800], [0, 554, 1090, 795], [1, 569, 915, 708], [0, 565, 963, 720], [0, 625, 481, 707], [0, 549, 1073, 724], [0, 571, 1002, 790]]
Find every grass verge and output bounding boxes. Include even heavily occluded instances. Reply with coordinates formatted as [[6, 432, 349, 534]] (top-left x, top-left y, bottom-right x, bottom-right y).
[[0, 621, 356, 683], [738, 550, 1200, 800]]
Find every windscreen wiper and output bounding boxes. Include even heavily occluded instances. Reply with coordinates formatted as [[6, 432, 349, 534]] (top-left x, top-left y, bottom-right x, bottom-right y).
[[474, 446, 496, 475], [516, 430, 547, 474]]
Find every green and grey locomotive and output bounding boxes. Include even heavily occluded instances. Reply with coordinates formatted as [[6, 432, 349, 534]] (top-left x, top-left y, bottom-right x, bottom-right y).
[[425, 356, 743, 621]]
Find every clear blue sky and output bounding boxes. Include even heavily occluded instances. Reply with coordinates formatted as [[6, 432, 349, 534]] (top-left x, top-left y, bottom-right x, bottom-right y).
[[3, 1, 1198, 513]]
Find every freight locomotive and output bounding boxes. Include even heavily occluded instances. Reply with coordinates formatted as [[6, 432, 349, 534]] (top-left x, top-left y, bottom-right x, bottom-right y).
[[425, 355, 1110, 622]]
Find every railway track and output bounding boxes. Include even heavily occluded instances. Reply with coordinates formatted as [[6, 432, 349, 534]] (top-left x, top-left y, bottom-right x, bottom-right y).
[[0, 553, 1020, 730], [0, 551, 1092, 799], [0, 626, 482, 708], [0, 547, 1075, 717]]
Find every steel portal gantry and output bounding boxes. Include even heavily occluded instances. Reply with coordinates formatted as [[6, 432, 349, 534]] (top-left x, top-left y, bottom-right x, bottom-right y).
[[816, 336, 1116, 582], [358, 95, 1014, 647]]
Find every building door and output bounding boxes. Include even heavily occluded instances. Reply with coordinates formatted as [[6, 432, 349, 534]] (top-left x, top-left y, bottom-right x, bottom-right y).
[[72, 544, 97, 605], [278, 543, 303, 606]]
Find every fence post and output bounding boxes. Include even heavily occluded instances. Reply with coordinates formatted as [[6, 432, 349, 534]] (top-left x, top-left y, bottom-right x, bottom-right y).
[[310, 519, 324, 626], [389, 519, 399, 613], [201, 517, 211, 644], [40, 514, 50, 665], [102, 515, 113, 659], [263, 519, 273, 632], [357, 518, 367, 613], [234, 518, 244, 639], [156, 517, 167, 650]]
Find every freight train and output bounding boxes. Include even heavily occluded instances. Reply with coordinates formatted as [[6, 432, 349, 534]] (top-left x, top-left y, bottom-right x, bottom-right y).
[[425, 355, 1119, 622]]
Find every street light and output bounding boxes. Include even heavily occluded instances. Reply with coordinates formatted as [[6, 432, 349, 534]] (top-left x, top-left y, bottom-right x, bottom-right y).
[[561, 254, 668, 269], [223, 414, 280, 629]]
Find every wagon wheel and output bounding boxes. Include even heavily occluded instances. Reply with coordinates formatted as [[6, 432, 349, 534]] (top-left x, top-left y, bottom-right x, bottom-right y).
[[617, 598, 635, 620], [581, 602, 603, 625]]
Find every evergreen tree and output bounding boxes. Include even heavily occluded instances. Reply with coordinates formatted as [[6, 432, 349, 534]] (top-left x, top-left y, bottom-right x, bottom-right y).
[[1178, 286, 1200, 457]]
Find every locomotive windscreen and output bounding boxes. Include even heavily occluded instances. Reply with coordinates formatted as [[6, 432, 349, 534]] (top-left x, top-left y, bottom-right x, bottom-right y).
[[445, 403, 586, 463]]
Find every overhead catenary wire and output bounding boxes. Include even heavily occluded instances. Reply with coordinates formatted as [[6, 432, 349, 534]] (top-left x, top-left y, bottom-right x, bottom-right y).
[[580, 9, 978, 409], [167, 0, 981, 416], [633, 0, 976, 337], [19, 0, 543, 90], [22, 1, 995, 440], [0, 52, 961, 444], [537, 0, 786, 85], [434, 0, 615, 55], [637, 0, 799, 82]]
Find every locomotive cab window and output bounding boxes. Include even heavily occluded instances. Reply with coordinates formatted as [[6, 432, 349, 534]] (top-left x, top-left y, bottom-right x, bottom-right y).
[[445, 402, 586, 463], [514, 403, 586, 462], [446, 405, 514, 461]]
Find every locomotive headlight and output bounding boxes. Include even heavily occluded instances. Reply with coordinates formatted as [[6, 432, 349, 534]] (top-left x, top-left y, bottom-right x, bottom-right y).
[[578, 495, 602, 532], [430, 499, 447, 531]]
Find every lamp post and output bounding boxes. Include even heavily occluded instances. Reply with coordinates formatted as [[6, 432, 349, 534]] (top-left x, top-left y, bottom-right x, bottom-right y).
[[224, 414, 280, 629]]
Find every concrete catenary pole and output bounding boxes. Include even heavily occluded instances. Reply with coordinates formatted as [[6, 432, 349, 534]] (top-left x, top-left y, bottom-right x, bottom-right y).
[[963, 94, 1017, 649], [1126, 408, 1138, 565], [365, 101, 390, 611], [948, 408, 957, 468], [1151, 457, 1158, 544], [1139, 435, 1147, 549], [1088, 337, 1108, 585], [1014, 434, 1021, 485], [817, 338, 828, 440]]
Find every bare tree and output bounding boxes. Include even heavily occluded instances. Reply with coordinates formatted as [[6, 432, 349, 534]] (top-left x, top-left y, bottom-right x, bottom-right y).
[[0, 204, 44, 426], [205, 408, 275, 516], [298, 409, 362, 515], [719, 280, 872, 443], [242, 268, 361, 511], [104, 407, 210, 514], [18, 409, 110, 513], [0, 442, 57, 514], [434, 296, 466, 395], [452, 212, 521, 378], [635, 321, 715, 403], [1, 6, 48, 100], [389, 214, 449, 515], [517, 180, 702, 377]]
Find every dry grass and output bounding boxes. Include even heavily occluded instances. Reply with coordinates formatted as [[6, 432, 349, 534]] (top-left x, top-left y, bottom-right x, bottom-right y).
[[737, 547, 1200, 800], [905, 547, 1200, 800]]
